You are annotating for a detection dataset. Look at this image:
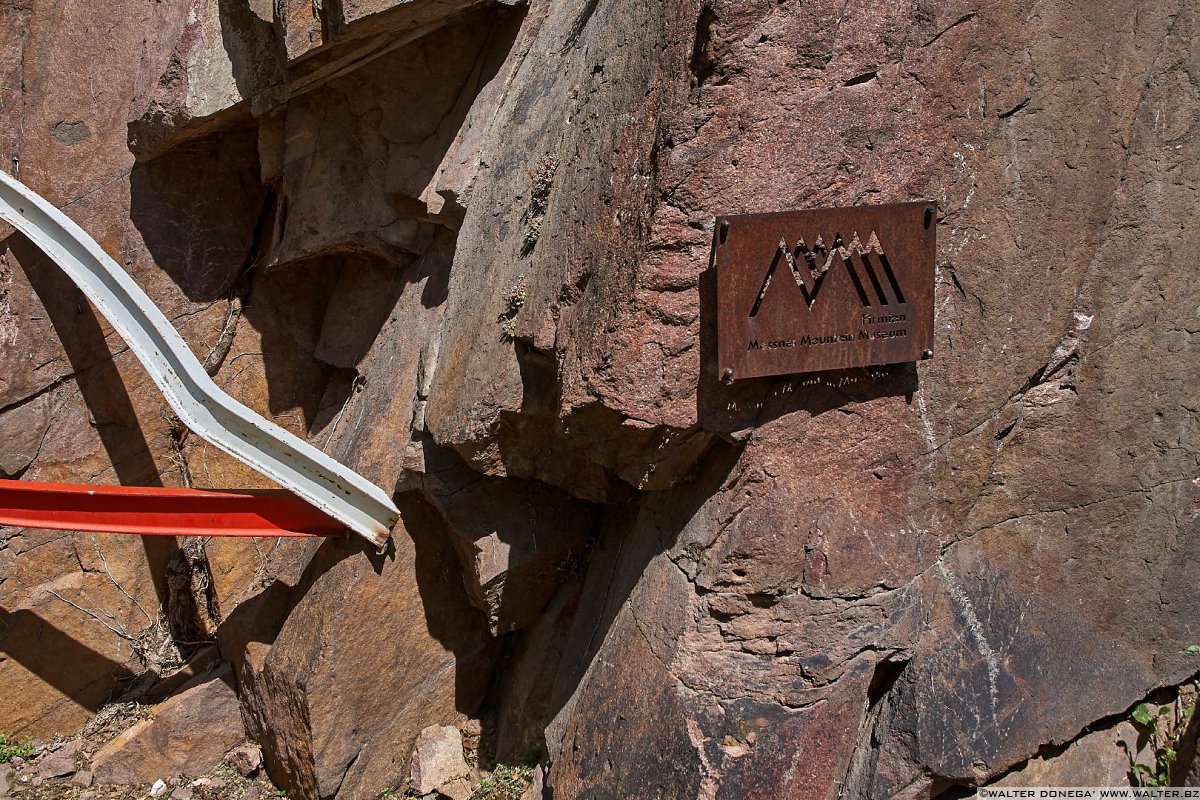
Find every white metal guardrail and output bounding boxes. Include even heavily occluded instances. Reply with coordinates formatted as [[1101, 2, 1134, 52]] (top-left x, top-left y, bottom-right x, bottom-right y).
[[0, 170, 398, 548]]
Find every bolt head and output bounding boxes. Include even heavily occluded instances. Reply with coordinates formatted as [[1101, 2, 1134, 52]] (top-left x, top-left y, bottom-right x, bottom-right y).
[[721, 367, 734, 381], [922, 349, 934, 359]]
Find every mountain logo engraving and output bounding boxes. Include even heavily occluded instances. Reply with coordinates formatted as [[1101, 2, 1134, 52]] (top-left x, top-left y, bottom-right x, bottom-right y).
[[748, 231, 907, 317]]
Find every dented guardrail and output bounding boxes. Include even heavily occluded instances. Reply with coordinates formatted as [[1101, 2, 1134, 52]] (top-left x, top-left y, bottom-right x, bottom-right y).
[[0, 170, 398, 547]]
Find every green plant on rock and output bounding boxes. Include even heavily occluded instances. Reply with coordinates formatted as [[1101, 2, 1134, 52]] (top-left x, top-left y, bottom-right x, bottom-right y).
[[0, 733, 37, 762], [521, 217, 542, 250], [1129, 684, 1198, 786], [497, 273, 528, 341], [470, 763, 536, 800], [521, 156, 557, 254]]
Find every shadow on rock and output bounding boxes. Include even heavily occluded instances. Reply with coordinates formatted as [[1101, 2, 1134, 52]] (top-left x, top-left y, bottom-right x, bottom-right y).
[[0, 607, 139, 715], [219, 494, 499, 799], [483, 438, 745, 769], [4, 232, 184, 627]]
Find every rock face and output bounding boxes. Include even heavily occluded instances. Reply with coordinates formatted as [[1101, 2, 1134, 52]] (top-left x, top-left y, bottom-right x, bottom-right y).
[[409, 725, 472, 797], [403, 445, 598, 634], [225, 743, 264, 778], [230, 497, 497, 799], [90, 666, 245, 784], [37, 741, 79, 779], [1, 0, 1198, 799], [990, 719, 1152, 788]]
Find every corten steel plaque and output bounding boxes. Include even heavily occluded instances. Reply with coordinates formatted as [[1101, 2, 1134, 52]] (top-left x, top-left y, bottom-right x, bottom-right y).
[[715, 201, 935, 380]]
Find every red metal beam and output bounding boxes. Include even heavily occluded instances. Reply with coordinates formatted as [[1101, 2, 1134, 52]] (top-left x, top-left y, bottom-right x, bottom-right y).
[[0, 480, 347, 538]]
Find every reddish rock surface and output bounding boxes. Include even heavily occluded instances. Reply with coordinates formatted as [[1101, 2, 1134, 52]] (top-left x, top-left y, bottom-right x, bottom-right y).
[[408, 725, 472, 797], [230, 496, 497, 799], [37, 741, 78, 779], [90, 666, 245, 784], [225, 743, 263, 779], [0, 0, 1197, 798], [990, 719, 1153, 788]]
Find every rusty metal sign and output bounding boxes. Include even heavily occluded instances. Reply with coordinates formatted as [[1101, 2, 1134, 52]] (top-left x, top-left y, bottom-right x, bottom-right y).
[[714, 201, 935, 380]]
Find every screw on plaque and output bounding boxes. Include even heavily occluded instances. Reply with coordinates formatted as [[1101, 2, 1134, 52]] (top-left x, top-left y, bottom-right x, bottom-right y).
[[924, 205, 936, 228], [722, 368, 734, 382], [922, 349, 934, 359]]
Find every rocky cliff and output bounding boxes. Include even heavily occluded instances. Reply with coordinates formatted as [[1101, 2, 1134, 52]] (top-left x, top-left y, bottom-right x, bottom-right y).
[[0, 0, 1197, 798]]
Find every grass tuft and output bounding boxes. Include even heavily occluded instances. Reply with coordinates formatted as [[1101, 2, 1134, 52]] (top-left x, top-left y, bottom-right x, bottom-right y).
[[0, 733, 38, 762]]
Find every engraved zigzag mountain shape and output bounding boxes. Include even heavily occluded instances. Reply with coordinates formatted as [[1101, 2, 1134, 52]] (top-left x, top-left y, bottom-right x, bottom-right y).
[[748, 230, 908, 317]]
